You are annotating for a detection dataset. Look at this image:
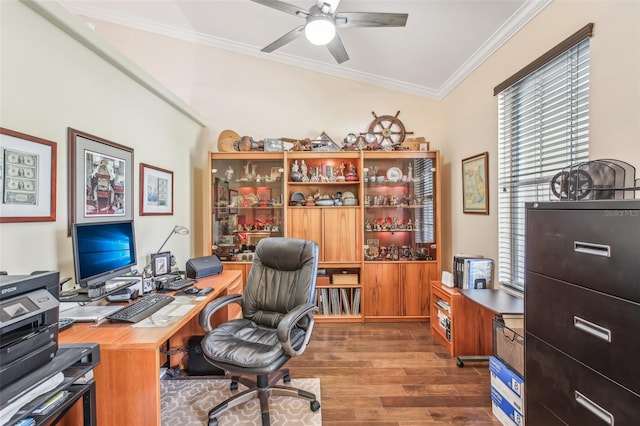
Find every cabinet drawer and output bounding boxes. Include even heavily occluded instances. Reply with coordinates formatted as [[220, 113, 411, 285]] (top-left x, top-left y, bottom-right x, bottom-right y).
[[526, 207, 640, 302], [525, 272, 640, 393], [526, 334, 640, 425]]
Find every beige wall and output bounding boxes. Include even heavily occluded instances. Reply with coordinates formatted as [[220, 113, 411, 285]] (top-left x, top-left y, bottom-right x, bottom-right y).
[[0, 1, 203, 278], [441, 0, 640, 271]]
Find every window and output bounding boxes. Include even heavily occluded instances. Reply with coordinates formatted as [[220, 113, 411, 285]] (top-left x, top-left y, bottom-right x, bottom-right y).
[[496, 25, 592, 291]]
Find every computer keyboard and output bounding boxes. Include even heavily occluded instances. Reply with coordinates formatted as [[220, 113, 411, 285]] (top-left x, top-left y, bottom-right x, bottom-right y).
[[163, 278, 197, 291], [107, 294, 175, 323]]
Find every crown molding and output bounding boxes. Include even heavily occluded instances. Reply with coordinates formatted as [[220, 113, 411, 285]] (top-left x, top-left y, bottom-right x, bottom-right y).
[[60, 1, 550, 101], [436, 0, 551, 100]]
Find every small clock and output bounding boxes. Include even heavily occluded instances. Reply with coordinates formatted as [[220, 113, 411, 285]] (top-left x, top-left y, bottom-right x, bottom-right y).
[[343, 133, 357, 148]]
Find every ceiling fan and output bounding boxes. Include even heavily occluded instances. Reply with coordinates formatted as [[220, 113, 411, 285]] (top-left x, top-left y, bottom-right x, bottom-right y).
[[250, 0, 408, 64]]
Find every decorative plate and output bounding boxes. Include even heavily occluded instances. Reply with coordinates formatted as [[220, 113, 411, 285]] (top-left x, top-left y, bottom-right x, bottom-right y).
[[290, 192, 305, 202], [386, 167, 402, 182]]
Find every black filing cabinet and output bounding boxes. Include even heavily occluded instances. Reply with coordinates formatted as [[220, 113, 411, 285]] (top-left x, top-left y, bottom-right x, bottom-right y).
[[525, 200, 640, 425]]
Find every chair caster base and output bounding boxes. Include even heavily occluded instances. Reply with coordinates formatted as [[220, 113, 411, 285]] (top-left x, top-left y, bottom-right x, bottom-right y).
[[311, 400, 321, 412], [208, 418, 218, 426]]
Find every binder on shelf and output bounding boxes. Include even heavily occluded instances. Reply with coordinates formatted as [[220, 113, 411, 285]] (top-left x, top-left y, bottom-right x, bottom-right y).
[[453, 253, 484, 288], [319, 289, 329, 315], [352, 288, 361, 315], [340, 288, 351, 315], [463, 258, 494, 289], [330, 288, 340, 315]]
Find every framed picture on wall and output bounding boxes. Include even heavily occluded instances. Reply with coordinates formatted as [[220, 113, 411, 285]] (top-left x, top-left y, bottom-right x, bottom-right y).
[[68, 128, 133, 232], [0, 128, 57, 223], [140, 163, 173, 216], [462, 152, 489, 214]]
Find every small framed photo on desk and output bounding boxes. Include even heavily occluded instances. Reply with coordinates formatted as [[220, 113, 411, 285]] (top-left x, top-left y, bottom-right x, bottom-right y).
[[153, 251, 171, 276]]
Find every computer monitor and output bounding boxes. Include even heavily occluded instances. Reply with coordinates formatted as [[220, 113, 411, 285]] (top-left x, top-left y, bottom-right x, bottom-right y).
[[71, 220, 137, 289]]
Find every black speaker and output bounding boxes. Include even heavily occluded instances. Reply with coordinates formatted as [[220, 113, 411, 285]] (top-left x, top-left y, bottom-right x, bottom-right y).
[[187, 336, 225, 376], [185, 255, 223, 279]]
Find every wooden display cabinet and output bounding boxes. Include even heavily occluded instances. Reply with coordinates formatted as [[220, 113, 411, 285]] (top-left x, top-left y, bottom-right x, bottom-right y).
[[207, 150, 440, 325], [362, 151, 441, 321], [286, 152, 363, 322], [208, 152, 285, 285], [429, 281, 461, 355]]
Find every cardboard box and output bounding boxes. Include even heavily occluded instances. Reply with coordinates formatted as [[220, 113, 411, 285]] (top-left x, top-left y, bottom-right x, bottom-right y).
[[491, 386, 524, 426], [316, 276, 330, 286], [489, 356, 524, 400], [493, 317, 524, 377], [332, 273, 358, 285]]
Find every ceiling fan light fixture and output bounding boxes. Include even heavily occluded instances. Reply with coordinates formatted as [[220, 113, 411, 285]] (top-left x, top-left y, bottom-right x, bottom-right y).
[[305, 16, 336, 45]]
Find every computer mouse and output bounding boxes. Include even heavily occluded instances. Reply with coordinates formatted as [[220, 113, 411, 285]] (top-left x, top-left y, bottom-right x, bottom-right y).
[[184, 287, 199, 295]]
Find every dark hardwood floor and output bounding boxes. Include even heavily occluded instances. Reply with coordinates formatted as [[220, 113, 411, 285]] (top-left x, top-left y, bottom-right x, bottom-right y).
[[287, 322, 501, 425]]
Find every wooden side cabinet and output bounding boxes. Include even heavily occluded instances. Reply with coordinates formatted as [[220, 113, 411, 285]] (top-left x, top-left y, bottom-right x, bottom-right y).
[[364, 263, 436, 321], [429, 281, 460, 355]]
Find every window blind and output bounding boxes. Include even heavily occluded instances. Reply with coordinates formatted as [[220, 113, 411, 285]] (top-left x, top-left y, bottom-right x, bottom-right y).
[[497, 37, 590, 291], [414, 158, 435, 244]]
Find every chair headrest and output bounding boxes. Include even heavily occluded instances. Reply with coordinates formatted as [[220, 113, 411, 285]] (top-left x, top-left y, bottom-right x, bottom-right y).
[[254, 237, 317, 271]]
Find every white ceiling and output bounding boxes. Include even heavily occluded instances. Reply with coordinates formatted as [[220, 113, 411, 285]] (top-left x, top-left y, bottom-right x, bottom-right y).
[[59, 0, 550, 100]]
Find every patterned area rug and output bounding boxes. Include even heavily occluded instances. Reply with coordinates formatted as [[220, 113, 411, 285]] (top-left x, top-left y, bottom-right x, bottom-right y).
[[161, 377, 321, 425]]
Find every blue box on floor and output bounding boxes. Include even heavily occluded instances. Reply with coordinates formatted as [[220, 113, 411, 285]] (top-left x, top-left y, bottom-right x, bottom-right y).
[[491, 386, 524, 426], [489, 356, 524, 399]]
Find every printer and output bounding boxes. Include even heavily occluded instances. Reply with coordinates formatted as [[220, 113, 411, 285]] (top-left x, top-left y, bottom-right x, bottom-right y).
[[0, 271, 60, 386]]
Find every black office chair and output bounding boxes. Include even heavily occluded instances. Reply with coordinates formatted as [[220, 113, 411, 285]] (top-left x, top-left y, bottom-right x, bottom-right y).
[[198, 237, 321, 426]]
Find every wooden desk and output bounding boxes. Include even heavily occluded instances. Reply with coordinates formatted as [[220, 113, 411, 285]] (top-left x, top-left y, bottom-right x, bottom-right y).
[[455, 289, 523, 367], [58, 270, 242, 426]]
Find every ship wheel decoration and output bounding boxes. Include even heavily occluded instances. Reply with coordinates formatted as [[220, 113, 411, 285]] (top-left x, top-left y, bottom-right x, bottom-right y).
[[550, 169, 593, 200], [367, 111, 414, 149]]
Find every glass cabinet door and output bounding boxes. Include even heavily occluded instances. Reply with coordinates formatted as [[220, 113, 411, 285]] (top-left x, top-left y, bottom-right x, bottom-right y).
[[362, 152, 437, 262], [210, 154, 284, 262]]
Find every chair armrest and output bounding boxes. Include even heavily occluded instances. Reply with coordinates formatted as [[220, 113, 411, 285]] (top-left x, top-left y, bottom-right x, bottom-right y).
[[277, 302, 318, 357], [198, 294, 243, 332]]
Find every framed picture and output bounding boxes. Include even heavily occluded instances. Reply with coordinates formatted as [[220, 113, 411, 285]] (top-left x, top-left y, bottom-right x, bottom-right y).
[[0, 128, 57, 223], [68, 128, 133, 231], [140, 163, 173, 216], [214, 177, 228, 219], [228, 188, 238, 215], [462, 152, 489, 214], [152, 251, 171, 276]]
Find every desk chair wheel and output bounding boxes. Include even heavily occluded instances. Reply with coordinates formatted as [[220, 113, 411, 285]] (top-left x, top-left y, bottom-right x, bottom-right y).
[[311, 400, 321, 412], [456, 359, 464, 368], [230, 382, 239, 391], [209, 419, 218, 426], [283, 371, 291, 384]]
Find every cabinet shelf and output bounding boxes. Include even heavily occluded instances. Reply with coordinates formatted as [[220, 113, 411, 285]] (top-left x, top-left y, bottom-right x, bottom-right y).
[[288, 181, 358, 186], [364, 205, 429, 209]]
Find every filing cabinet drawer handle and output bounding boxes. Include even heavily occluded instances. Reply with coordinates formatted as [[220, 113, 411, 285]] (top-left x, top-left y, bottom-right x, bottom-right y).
[[574, 241, 611, 257], [575, 390, 615, 425], [574, 316, 612, 342]]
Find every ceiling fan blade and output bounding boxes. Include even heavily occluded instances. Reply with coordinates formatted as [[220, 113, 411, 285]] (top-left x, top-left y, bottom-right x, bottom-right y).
[[261, 25, 305, 53], [336, 12, 408, 28], [250, 0, 308, 17], [327, 34, 349, 64]]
